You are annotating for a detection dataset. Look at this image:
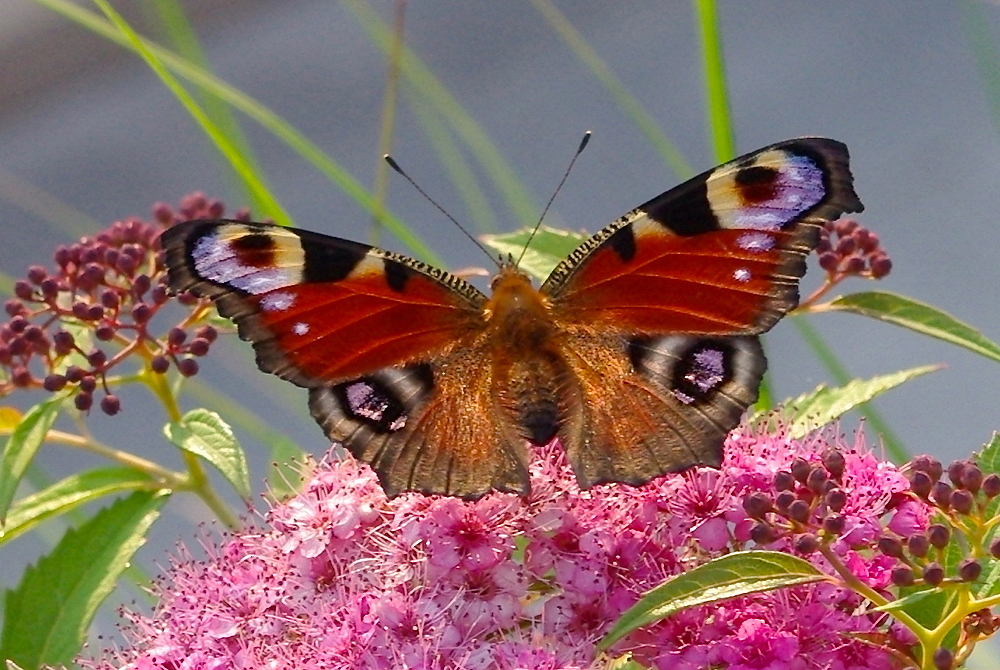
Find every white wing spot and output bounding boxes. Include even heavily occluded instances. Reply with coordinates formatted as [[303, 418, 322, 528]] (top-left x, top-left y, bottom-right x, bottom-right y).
[[260, 291, 295, 312], [736, 231, 776, 253], [292, 322, 310, 336], [733, 268, 751, 282]]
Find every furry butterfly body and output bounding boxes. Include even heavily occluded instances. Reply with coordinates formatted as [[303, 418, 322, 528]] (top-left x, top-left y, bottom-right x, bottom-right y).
[[162, 137, 863, 499]]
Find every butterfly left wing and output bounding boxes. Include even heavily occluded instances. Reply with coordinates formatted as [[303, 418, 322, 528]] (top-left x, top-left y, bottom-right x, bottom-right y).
[[541, 138, 864, 488], [161, 220, 533, 498]]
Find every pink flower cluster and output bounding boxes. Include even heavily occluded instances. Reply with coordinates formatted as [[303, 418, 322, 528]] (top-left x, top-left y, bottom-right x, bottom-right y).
[[89, 429, 923, 670]]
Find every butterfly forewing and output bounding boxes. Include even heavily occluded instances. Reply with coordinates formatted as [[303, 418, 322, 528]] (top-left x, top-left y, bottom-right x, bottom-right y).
[[542, 138, 863, 335], [162, 220, 487, 385]]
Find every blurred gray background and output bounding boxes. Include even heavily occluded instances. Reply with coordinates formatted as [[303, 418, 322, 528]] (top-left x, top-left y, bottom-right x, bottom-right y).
[[2, 0, 1000, 662]]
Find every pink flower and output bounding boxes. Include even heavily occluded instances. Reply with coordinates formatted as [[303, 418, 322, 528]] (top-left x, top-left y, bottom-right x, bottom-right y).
[[84, 427, 920, 670]]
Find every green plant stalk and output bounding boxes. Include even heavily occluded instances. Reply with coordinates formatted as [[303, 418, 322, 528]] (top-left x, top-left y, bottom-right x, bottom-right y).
[[370, 0, 408, 246], [527, 0, 693, 179], [90, 0, 290, 227], [45, 430, 183, 485], [407, 91, 498, 233], [33, 0, 440, 264], [341, 0, 540, 229], [692, 0, 734, 163], [146, 0, 268, 213]]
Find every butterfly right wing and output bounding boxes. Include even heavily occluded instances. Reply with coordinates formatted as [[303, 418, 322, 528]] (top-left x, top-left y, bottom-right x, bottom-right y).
[[162, 220, 531, 498]]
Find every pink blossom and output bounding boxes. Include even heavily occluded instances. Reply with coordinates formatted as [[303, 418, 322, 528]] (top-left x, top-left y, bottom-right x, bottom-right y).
[[84, 427, 920, 670]]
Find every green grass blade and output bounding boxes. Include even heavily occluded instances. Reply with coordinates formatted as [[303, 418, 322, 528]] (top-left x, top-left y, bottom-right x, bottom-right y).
[[693, 0, 735, 162], [527, 0, 693, 179], [90, 0, 291, 226], [145, 0, 266, 211], [409, 92, 498, 233], [34, 0, 439, 263], [342, 0, 539, 228]]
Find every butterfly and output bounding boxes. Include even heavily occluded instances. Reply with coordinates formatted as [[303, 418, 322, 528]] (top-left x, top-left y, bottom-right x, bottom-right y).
[[161, 137, 863, 499]]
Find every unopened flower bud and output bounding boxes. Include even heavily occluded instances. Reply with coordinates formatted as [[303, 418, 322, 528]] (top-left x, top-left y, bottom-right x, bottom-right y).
[[959, 558, 982, 582], [927, 524, 951, 549], [877, 536, 904, 558], [790, 458, 810, 483], [891, 566, 915, 587], [951, 490, 974, 515], [825, 488, 847, 512], [923, 563, 945, 587], [821, 449, 845, 479], [794, 534, 819, 554], [742, 492, 772, 520], [907, 534, 930, 558]]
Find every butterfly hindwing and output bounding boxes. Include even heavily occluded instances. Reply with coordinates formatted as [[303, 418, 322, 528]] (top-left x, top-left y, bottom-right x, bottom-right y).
[[542, 138, 863, 335]]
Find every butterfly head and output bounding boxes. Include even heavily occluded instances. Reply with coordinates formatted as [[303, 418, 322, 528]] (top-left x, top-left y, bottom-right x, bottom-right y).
[[485, 262, 552, 331]]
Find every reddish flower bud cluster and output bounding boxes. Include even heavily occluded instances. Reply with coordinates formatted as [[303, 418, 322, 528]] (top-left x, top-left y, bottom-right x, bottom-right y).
[[817, 217, 892, 279], [887, 455, 1000, 591], [742, 448, 860, 554], [0, 193, 235, 415]]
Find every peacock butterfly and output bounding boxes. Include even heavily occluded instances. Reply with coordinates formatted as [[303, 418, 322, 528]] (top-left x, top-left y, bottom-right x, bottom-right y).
[[161, 137, 863, 499]]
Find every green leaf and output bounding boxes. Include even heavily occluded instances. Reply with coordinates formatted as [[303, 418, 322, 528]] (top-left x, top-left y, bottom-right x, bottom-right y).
[[598, 551, 828, 649], [975, 432, 1000, 476], [0, 398, 62, 521], [164, 409, 251, 498], [774, 365, 941, 438], [825, 291, 1000, 363], [481, 226, 588, 281], [0, 467, 154, 546], [0, 491, 166, 668]]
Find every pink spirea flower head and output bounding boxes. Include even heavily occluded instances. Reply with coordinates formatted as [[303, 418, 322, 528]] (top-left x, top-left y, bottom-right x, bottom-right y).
[[85, 427, 921, 670]]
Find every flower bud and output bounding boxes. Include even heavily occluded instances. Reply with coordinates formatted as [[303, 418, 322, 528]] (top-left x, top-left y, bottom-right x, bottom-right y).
[[750, 522, 778, 545], [931, 481, 952, 510], [927, 524, 951, 549], [74, 392, 93, 412], [923, 563, 945, 587], [983, 474, 1000, 499], [825, 488, 847, 513], [100, 394, 121, 416], [788, 499, 811, 524], [947, 459, 969, 487], [806, 467, 828, 495], [790, 458, 810, 483], [932, 647, 953, 670], [821, 449, 845, 479], [822, 514, 845, 535], [742, 492, 772, 520], [909, 471, 933, 499], [907, 534, 930, 558], [951, 489, 974, 515], [774, 491, 795, 513], [151, 355, 170, 374], [959, 559, 982, 582], [962, 465, 984, 494], [891, 566, 914, 587], [43, 374, 67, 392], [877, 536, 904, 558], [177, 358, 199, 377], [794, 534, 819, 555]]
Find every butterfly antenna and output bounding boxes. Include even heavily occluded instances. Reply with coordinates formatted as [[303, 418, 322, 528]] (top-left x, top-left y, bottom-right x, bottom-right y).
[[383, 155, 500, 268], [515, 130, 592, 267]]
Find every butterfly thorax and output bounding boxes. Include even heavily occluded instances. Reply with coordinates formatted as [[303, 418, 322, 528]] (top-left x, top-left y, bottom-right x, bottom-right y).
[[483, 264, 565, 445]]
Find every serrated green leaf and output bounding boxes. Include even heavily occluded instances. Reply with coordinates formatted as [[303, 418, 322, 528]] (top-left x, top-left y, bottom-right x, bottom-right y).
[[599, 551, 828, 649], [0, 397, 63, 521], [0, 467, 154, 546], [775, 365, 940, 439], [825, 291, 1000, 363], [164, 408, 250, 498], [481, 226, 588, 281], [872, 586, 938, 613], [975, 433, 1000, 476], [0, 491, 166, 668]]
